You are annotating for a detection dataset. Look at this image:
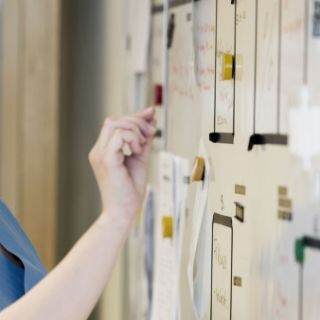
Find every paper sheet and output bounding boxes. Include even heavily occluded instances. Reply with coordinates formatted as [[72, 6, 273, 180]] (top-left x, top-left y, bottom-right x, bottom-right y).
[[128, 217, 148, 320], [127, 0, 151, 73], [187, 140, 212, 320], [173, 156, 189, 320], [144, 187, 156, 320], [173, 156, 189, 265], [289, 87, 320, 170], [128, 187, 156, 320], [302, 247, 320, 320], [211, 216, 233, 320], [151, 153, 176, 320], [151, 152, 189, 320]]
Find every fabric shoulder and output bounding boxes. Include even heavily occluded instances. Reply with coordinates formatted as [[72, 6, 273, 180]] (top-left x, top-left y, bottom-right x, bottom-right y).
[[0, 200, 48, 292]]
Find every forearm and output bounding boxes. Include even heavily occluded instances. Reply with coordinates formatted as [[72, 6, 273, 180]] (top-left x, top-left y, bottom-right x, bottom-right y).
[[0, 212, 131, 320], [0, 108, 155, 319]]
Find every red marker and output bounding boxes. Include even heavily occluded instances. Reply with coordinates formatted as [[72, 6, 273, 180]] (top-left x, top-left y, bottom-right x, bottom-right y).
[[154, 84, 163, 106]]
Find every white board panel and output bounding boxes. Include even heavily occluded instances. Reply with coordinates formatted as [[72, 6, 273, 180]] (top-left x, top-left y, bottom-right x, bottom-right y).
[[124, 1, 320, 320]]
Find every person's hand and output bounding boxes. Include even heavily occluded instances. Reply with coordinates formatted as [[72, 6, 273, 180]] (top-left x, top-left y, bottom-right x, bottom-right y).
[[89, 107, 156, 226]]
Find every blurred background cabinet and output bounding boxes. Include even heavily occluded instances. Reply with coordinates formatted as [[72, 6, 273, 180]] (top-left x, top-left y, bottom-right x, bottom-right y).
[[0, 0, 127, 319]]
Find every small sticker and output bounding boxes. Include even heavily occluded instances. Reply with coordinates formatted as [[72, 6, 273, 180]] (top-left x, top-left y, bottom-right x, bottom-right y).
[[235, 184, 246, 195], [278, 186, 288, 196], [278, 210, 293, 221], [278, 198, 292, 209], [277, 186, 293, 220], [233, 276, 242, 287], [234, 202, 245, 223]]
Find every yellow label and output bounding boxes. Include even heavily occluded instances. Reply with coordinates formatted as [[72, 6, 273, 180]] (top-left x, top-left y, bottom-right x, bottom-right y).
[[191, 157, 205, 182], [221, 53, 234, 80], [162, 216, 174, 238]]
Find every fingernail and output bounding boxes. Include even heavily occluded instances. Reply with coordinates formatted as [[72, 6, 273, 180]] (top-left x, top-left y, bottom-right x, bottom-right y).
[[148, 106, 156, 113], [144, 106, 153, 113], [149, 125, 157, 134]]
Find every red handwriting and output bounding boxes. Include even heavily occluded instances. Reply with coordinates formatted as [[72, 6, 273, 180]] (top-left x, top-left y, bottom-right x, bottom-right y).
[[194, 40, 214, 53], [170, 83, 195, 101], [193, 23, 215, 34]]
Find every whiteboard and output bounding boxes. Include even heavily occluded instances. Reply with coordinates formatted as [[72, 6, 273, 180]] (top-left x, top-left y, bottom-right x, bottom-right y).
[[126, 0, 320, 319]]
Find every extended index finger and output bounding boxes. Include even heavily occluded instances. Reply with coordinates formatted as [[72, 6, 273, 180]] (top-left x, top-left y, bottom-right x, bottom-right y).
[[135, 106, 156, 122]]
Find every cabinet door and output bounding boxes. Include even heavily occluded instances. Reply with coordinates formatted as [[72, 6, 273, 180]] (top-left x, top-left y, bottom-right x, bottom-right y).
[[0, 0, 60, 269]]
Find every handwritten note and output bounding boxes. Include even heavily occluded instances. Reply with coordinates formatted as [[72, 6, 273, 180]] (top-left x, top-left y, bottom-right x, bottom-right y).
[[151, 153, 176, 320], [214, 1, 236, 133], [211, 216, 233, 320], [255, 0, 279, 133], [169, 6, 197, 105], [192, 0, 216, 97], [128, 0, 151, 73], [151, 152, 189, 320]]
